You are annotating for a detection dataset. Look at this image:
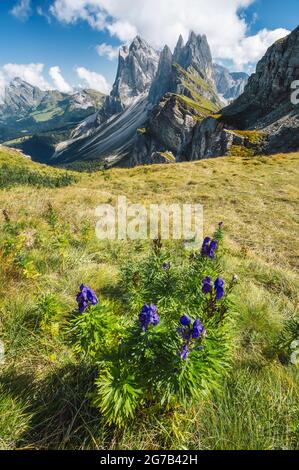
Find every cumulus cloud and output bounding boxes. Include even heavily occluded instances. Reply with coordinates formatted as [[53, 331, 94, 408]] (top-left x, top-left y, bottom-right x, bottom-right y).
[[10, 0, 32, 21], [107, 20, 137, 43], [230, 28, 290, 70], [96, 43, 119, 60], [0, 63, 110, 97], [76, 67, 111, 94], [1, 63, 51, 90], [49, 66, 73, 93], [49, 0, 290, 70]]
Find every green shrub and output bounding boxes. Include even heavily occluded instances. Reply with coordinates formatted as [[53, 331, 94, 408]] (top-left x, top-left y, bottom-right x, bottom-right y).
[[70, 226, 235, 428]]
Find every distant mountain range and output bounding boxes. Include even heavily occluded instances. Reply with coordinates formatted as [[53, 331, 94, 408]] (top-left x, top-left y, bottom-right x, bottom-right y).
[[213, 65, 248, 103], [0, 78, 105, 161], [3, 25, 299, 168]]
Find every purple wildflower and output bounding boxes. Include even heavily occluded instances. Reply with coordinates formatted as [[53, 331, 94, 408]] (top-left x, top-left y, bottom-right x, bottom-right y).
[[202, 276, 225, 302], [76, 284, 98, 313], [180, 343, 189, 361], [202, 277, 213, 295], [162, 262, 171, 271], [139, 304, 160, 331], [177, 315, 206, 360], [214, 277, 225, 301], [180, 315, 192, 326], [192, 319, 205, 339], [201, 237, 218, 259]]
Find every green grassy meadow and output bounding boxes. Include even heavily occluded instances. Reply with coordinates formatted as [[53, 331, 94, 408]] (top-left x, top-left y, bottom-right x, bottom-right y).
[[0, 148, 298, 450]]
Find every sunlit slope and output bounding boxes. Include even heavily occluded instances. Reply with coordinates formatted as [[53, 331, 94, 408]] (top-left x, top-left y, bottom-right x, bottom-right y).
[[0, 146, 77, 189]]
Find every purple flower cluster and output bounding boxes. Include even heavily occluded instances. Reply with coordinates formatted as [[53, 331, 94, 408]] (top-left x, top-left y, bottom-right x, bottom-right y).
[[202, 277, 225, 301], [139, 304, 160, 331], [201, 237, 217, 259], [177, 315, 206, 360], [162, 262, 171, 271], [76, 284, 98, 313]]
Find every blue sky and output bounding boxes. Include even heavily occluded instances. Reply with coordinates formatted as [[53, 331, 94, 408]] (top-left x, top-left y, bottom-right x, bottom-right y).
[[0, 0, 297, 94]]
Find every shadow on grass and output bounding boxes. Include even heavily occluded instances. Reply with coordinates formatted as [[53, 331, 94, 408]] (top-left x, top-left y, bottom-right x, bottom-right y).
[[0, 363, 116, 450]]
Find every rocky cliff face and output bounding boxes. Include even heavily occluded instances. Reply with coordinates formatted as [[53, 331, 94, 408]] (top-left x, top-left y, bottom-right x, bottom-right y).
[[52, 26, 299, 168], [149, 45, 173, 104], [223, 27, 299, 128], [71, 36, 160, 138], [109, 36, 159, 110], [213, 64, 248, 102], [0, 78, 45, 118], [221, 26, 299, 153], [175, 32, 214, 82], [149, 32, 219, 106], [53, 32, 222, 167]]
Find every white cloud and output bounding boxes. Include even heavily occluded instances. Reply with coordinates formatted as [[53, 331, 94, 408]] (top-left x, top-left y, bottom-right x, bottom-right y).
[[96, 43, 119, 61], [1, 63, 51, 90], [215, 27, 290, 71], [49, 66, 73, 93], [107, 20, 137, 43], [0, 63, 111, 97], [11, 0, 31, 21], [76, 67, 111, 94], [49, 0, 290, 70]]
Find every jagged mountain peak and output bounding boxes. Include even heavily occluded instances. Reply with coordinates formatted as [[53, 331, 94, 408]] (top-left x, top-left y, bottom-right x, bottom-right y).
[[10, 77, 32, 87], [174, 31, 214, 82], [149, 45, 173, 104], [54, 31, 221, 165], [130, 35, 152, 50], [104, 35, 160, 114], [174, 34, 184, 60]]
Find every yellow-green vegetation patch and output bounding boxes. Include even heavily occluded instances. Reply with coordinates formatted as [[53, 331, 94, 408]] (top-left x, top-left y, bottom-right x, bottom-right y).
[[233, 130, 265, 144], [229, 145, 256, 158], [173, 63, 213, 93], [137, 128, 147, 135], [3, 136, 32, 146], [159, 151, 176, 162], [176, 94, 218, 118], [0, 147, 78, 189], [212, 113, 223, 120], [31, 104, 65, 123]]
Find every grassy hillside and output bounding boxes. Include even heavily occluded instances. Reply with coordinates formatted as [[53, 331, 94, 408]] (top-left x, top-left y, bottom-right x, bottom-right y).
[[0, 150, 298, 450], [0, 147, 77, 188]]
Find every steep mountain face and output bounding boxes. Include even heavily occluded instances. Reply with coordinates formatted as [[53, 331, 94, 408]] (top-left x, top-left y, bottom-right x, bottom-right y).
[[53, 32, 221, 167], [66, 36, 160, 144], [175, 32, 214, 82], [0, 78, 45, 118], [149, 33, 219, 106], [223, 27, 299, 126], [131, 33, 222, 165], [221, 26, 299, 153], [107, 36, 160, 111], [213, 64, 248, 102], [52, 26, 299, 169]]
